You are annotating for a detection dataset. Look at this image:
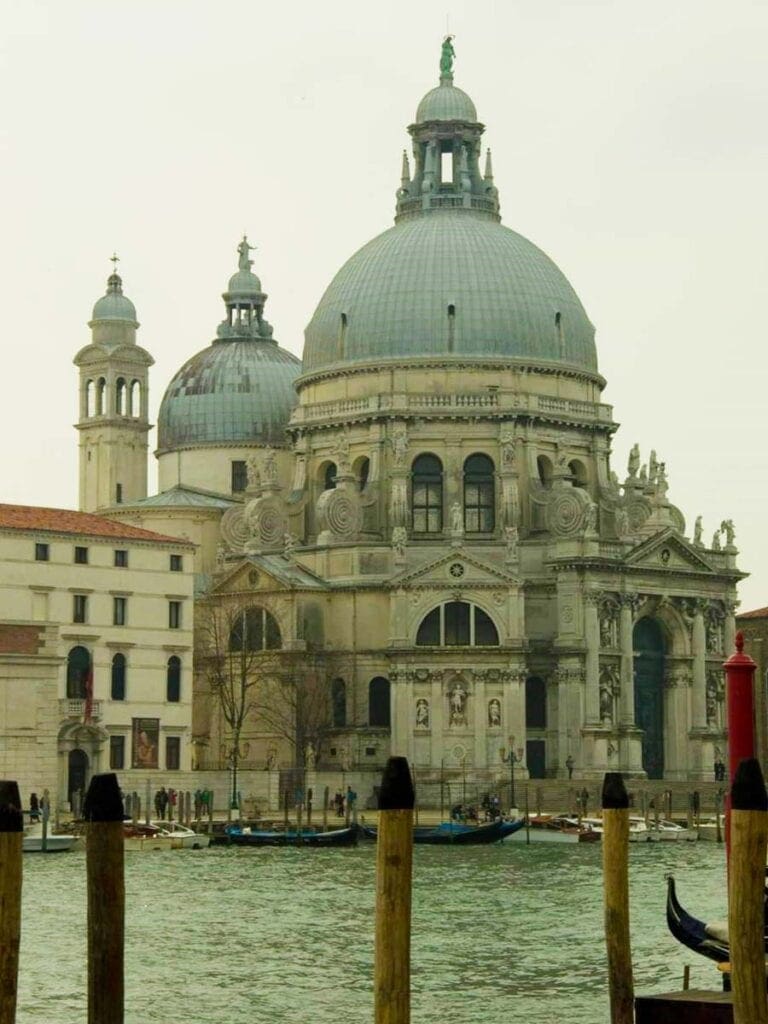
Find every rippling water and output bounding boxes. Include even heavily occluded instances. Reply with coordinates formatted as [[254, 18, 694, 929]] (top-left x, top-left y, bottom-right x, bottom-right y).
[[17, 839, 728, 1024]]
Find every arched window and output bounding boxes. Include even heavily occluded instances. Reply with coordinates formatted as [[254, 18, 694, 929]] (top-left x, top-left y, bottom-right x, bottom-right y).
[[525, 676, 547, 729], [129, 380, 141, 418], [412, 454, 443, 533], [463, 453, 495, 532], [115, 378, 126, 415], [95, 378, 106, 416], [110, 653, 126, 701], [569, 460, 588, 488], [369, 677, 391, 727], [229, 606, 282, 651], [416, 602, 499, 647], [537, 455, 553, 488], [323, 462, 337, 491], [166, 656, 181, 702], [66, 646, 91, 699], [331, 678, 347, 727], [85, 379, 94, 417]]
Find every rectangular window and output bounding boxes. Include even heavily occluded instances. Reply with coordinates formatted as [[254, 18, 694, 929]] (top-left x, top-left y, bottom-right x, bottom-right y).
[[114, 549, 128, 567], [170, 554, 183, 572], [168, 601, 182, 629], [73, 594, 88, 624], [166, 736, 180, 771], [115, 483, 123, 504], [109, 735, 125, 770], [74, 546, 88, 564], [113, 596, 127, 626], [412, 481, 442, 533], [231, 460, 247, 493], [35, 543, 49, 561]]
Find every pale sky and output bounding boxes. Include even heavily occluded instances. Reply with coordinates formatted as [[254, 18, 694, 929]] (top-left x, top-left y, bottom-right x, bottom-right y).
[[1, 1, 766, 610]]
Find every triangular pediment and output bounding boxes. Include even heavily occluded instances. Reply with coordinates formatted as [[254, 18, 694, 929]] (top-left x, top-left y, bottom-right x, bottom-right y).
[[391, 548, 519, 589], [624, 529, 715, 573], [209, 554, 328, 595]]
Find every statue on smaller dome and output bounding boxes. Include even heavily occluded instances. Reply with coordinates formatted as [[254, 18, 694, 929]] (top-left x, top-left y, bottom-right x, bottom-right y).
[[440, 35, 455, 77], [237, 235, 256, 272]]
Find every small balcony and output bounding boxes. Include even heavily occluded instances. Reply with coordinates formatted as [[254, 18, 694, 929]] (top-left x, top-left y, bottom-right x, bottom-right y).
[[59, 698, 102, 721]]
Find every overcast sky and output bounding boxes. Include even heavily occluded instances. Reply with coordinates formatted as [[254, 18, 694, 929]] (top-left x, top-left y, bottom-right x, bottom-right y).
[[1, 1, 766, 611]]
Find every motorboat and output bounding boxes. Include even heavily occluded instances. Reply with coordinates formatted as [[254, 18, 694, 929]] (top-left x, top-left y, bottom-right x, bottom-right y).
[[504, 815, 600, 844], [213, 824, 358, 847], [150, 821, 210, 849], [697, 814, 725, 842], [581, 815, 652, 842], [359, 818, 524, 845], [23, 822, 78, 853], [647, 818, 696, 842]]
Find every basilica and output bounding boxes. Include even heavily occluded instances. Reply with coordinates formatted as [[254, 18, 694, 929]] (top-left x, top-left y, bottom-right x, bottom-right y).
[[80, 41, 742, 792]]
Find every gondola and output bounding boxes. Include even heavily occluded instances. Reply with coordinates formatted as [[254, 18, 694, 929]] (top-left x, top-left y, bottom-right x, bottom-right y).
[[212, 825, 358, 848], [666, 874, 731, 963], [359, 817, 525, 845]]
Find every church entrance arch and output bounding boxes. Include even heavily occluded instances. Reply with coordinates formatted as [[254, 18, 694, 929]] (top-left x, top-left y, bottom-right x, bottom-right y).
[[633, 618, 665, 779], [68, 749, 89, 807]]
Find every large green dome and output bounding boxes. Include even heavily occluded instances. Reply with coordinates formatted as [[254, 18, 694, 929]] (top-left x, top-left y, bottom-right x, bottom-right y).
[[302, 212, 597, 376]]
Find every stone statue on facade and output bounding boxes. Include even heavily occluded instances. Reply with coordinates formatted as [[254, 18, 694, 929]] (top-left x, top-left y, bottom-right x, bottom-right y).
[[392, 526, 407, 561], [504, 525, 518, 562], [584, 502, 598, 535], [711, 529, 721, 552], [237, 235, 255, 271], [706, 672, 718, 726], [693, 515, 703, 547], [648, 450, 659, 486], [655, 463, 668, 498], [415, 698, 429, 729], [331, 433, 351, 475], [614, 507, 629, 538], [450, 501, 463, 536], [488, 698, 501, 728], [627, 443, 640, 479], [500, 428, 516, 470], [440, 35, 455, 76], [265, 749, 277, 771], [449, 682, 467, 726], [262, 446, 278, 485], [283, 532, 297, 558], [390, 426, 409, 467], [721, 519, 736, 548], [246, 454, 261, 491], [305, 742, 316, 770]]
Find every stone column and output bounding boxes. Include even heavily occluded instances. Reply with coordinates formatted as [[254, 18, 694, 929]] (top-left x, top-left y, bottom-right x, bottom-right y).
[[618, 594, 638, 726], [724, 600, 737, 657], [584, 593, 601, 725], [691, 601, 707, 730], [389, 669, 410, 758], [473, 674, 486, 768], [556, 667, 569, 774], [430, 675, 444, 769]]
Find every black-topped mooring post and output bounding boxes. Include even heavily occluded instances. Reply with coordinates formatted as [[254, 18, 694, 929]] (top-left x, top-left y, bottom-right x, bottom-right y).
[[375, 756, 415, 1024], [729, 758, 768, 1024], [602, 772, 633, 1024], [84, 773, 125, 1024], [0, 780, 23, 1024]]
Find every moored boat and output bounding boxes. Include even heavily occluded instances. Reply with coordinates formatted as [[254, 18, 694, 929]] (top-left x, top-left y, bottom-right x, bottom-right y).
[[23, 822, 78, 853], [665, 874, 731, 963], [504, 815, 600, 844], [123, 821, 210, 850], [213, 824, 359, 847], [359, 817, 524, 845], [581, 815, 651, 842]]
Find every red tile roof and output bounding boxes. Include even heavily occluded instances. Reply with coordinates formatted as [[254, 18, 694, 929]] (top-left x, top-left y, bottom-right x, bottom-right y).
[[737, 607, 768, 620], [0, 504, 192, 546]]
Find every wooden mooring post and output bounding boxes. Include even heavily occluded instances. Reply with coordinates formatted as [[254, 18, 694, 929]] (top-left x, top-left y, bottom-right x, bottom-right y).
[[602, 772, 633, 1024], [0, 780, 23, 1024]]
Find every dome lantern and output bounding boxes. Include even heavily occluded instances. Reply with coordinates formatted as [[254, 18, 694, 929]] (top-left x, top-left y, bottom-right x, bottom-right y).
[[217, 235, 274, 341], [90, 254, 138, 326]]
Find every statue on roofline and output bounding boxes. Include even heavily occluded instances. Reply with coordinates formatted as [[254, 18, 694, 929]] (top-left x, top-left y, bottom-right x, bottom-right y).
[[440, 36, 455, 77], [237, 235, 255, 272]]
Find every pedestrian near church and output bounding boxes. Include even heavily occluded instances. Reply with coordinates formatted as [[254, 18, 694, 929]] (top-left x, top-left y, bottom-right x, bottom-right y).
[[29, 793, 40, 822], [565, 755, 574, 779]]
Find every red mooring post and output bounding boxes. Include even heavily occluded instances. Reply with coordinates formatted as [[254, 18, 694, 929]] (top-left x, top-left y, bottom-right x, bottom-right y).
[[724, 630, 758, 858]]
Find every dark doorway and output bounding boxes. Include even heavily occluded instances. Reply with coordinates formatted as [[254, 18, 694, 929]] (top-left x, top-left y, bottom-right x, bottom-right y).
[[633, 618, 665, 779], [526, 739, 546, 779], [68, 748, 89, 806], [368, 677, 391, 728]]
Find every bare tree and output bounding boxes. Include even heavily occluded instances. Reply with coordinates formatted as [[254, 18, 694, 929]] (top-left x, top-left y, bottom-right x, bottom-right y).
[[251, 658, 331, 770]]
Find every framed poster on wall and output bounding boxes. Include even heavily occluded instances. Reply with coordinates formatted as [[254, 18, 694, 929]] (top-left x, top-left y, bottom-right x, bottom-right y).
[[132, 717, 159, 769]]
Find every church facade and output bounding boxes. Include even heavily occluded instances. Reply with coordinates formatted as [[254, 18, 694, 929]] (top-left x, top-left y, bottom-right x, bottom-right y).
[[91, 42, 741, 794]]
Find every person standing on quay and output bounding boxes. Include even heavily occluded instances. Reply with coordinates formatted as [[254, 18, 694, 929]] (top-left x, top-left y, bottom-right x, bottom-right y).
[[29, 792, 40, 822], [566, 755, 574, 779]]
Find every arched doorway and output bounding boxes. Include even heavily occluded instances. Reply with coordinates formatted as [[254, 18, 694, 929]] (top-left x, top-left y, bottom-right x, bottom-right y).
[[68, 749, 89, 806], [633, 618, 665, 779]]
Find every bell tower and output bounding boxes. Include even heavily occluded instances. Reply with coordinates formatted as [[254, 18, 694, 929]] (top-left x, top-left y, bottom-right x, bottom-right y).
[[74, 258, 153, 511]]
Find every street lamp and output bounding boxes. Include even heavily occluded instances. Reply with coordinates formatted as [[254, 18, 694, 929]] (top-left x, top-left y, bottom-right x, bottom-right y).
[[500, 738, 524, 812]]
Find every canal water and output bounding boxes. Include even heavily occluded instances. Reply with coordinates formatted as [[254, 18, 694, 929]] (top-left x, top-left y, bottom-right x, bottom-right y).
[[18, 840, 727, 1024]]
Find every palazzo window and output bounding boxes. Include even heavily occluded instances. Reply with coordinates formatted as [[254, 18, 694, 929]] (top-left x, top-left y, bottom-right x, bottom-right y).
[[111, 653, 126, 700], [411, 454, 443, 534], [66, 645, 91, 699], [463, 453, 495, 533], [166, 656, 181, 702], [416, 601, 499, 647]]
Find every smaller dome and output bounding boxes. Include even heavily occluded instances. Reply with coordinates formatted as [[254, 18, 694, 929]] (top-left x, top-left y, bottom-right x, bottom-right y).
[[416, 82, 477, 123], [227, 268, 263, 295], [91, 272, 137, 323]]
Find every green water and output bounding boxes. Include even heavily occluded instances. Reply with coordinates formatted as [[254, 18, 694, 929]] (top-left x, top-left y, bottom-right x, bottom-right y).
[[17, 841, 727, 1024]]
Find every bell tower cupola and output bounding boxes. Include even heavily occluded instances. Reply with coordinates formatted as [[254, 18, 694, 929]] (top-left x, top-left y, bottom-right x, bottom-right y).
[[74, 256, 154, 511]]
